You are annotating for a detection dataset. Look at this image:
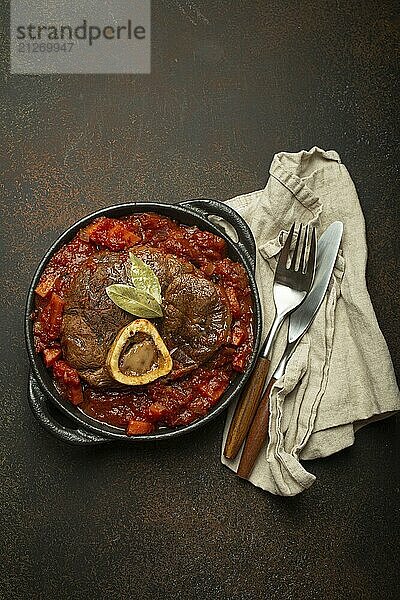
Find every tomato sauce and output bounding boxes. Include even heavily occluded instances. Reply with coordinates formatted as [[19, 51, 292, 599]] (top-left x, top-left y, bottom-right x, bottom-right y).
[[33, 213, 254, 434]]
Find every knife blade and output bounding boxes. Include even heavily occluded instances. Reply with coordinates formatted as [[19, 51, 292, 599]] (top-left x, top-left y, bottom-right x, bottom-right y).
[[237, 221, 343, 479]]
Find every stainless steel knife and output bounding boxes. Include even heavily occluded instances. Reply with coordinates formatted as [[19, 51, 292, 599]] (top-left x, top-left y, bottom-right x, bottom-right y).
[[237, 221, 343, 478]]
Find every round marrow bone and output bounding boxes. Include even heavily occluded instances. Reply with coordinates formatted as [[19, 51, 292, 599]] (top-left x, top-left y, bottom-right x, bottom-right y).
[[120, 339, 157, 375], [106, 319, 172, 385]]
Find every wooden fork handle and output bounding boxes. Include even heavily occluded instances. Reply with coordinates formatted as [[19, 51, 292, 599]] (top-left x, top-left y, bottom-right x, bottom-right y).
[[223, 356, 271, 460], [236, 376, 277, 479]]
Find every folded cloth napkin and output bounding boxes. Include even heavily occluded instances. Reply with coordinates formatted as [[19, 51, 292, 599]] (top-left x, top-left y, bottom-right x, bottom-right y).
[[221, 146, 400, 496]]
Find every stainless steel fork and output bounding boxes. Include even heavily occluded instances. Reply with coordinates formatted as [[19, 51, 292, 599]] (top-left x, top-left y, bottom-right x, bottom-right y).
[[260, 223, 316, 360], [224, 223, 316, 460]]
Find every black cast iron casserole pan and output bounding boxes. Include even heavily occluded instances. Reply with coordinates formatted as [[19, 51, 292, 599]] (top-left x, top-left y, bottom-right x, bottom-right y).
[[25, 199, 262, 445]]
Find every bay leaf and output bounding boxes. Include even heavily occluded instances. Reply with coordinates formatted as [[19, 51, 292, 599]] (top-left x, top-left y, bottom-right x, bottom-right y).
[[106, 284, 163, 318], [129, 252, 162, 304]]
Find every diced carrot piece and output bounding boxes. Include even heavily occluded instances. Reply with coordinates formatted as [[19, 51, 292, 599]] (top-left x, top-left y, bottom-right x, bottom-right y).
[[52, 360, 81, 387], [163, 237, 193, 258], [52, 360, 83, 406], [126, 420, 154, 435], [232, 351, 247, 372], [48, 294, 64, 336], [104, 224, 140, 249], [68, 384, 84, 406], [78, 218, 107, 242], [202, 383, 226, 402], [197, 374, 230, 402], [85, 218, 141, 250], [191, 230, 226, 258], [149, 402, 167, 420], [43, 347, 62, 367], [40, 293, 65, 340], [188, 398, 209, 416], [231, 324, 248, 347], [225, 287, 242, 318], [35, 275, 58, 298]]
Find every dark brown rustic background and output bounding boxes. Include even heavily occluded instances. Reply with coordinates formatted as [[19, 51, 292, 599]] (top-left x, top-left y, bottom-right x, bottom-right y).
[[0, 2, 399, 599]]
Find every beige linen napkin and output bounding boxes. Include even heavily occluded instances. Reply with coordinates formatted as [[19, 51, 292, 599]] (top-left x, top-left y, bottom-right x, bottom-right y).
[[221, 147, 400, 495]]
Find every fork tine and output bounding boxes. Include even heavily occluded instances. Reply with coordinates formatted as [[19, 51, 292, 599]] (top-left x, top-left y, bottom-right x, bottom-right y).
[[306, 227, 317, 277], [299, 224, 309, 273], [278, 222, 295, 268], [289, 224, 302, 270]]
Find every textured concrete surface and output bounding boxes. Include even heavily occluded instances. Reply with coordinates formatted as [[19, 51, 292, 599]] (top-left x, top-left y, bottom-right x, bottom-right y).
[[0, 1, 399, 599]]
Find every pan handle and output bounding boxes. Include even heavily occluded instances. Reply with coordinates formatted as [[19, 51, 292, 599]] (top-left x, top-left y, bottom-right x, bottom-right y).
[[28, 374, 110, 446], [180, 198, 256, 273]]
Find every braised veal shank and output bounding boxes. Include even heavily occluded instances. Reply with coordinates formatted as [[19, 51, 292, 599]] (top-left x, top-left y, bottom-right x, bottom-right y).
[[61, 247, 231, 387]]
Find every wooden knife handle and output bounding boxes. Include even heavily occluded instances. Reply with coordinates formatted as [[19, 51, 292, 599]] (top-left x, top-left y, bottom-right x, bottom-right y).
[[223, 356, 271, 460], [236, 376, 277, 479]]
